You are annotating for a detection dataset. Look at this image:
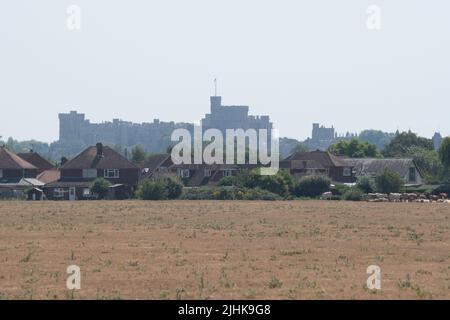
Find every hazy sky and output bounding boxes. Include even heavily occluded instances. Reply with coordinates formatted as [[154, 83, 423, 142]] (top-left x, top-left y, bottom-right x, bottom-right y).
[[0, 0, 449, 142]]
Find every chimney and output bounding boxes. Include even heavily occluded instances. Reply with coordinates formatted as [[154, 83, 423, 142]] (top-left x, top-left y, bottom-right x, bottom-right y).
[[96, 143, 104, 157]]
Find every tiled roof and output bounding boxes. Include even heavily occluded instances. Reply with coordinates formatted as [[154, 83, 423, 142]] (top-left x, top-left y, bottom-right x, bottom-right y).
[[342, 158, 419, 177], [17, 152, 54, 171], [284, 151, 348, 167], [61, 144, 139, 170], [37, 169, 61, 184], [0, 147, 37, 170], [144, 154, 172, 171]]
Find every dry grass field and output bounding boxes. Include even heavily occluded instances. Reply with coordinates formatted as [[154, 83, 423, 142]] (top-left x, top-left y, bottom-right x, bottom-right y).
[[0, 200, 449, 300]]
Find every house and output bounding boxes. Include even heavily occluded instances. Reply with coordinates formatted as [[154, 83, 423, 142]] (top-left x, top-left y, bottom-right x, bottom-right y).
[[281, 150, 355, 183], [0, 146, 41, 198], [142, 153, 174, 180], [341, 158, 424, 186], [171, 164, 243, 187], [43, 143, 140, 200], [142, 153, 257, 187], [0, 146, 38, 182], [17, 151, 54, 174]]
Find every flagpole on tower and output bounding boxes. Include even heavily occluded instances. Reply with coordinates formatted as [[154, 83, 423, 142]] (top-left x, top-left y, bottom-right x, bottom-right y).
[[214, 78, 217, 96]]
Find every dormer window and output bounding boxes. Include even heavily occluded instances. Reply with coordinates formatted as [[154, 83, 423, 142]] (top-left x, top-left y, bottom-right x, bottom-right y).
[[104, 169, 120, 178]]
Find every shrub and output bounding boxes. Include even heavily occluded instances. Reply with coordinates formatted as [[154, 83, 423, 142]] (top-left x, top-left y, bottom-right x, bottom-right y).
[[375, 169, 404, 194], [356, 176, 376, 194], [342, 188, 364, 201], [165, 177, 183, 199], [136, 180, 168, 200], [218, 169, 295, 198], [90, 178, 111, 199], [180, 186, 282, 201], [295, 175, 331, 198], [217, 176, 236, 187], [330, 183, 350, 196]]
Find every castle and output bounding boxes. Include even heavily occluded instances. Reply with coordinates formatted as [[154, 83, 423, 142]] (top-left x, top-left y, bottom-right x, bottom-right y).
[[304, 123, 357, 151], [202, 96, 272, 134], [58, 111, 192, 153], [58, 96, 272, 154]]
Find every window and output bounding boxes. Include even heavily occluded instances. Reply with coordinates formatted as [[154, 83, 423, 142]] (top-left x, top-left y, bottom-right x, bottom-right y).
[[83, 188, 91, 196], [223, 170, 233, 177], [178, 169, 190, 178], [204, 169, 212, 177], [104, 169, 119, 178], [82, 169, 97, 178], [343, 167, 352, 177], [409, 167, 416, 182], [54, 188, 65, 198], [0, 169, 3, 179]]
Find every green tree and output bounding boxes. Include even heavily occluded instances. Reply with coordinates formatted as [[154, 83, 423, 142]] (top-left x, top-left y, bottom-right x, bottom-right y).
[[294, 175, 331, 197], [289, 142, 309, 155], [359, 130, 395, 150], [328, 138, 380, 158], [375, 169, 404, 194], [439, 137, 450, 182], [383, 131, 434, 157], [131, 145, 148, 165], [438, 137, 450, 168], [407, 146, 443, 184], [165, 177, 183, 199], [90, 178, 112, 199], [356, 176, 376, 193]]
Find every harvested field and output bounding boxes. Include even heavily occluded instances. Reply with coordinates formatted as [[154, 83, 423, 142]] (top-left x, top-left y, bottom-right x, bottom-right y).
[[0, 200, 449, 300]]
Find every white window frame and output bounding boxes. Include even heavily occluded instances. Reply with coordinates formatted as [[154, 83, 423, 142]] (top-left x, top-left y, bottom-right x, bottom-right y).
[[104, 169, 120, 178], [343, 167, 352, 177], [178, 169, 190, 178], [54, 188, 65, 198], [223, 170, 233, 177], [82, 169, 97, 178]]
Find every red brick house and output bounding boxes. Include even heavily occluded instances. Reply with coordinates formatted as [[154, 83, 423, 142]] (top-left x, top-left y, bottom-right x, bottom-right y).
[[0, 146, 38, 182], [0, 146, 40, 198], [44, 143, 140, 200], [280, 150, 355, 183]]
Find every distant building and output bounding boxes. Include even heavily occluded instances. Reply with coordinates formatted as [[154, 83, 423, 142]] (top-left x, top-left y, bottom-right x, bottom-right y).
[[303, 123, 357, 151], [432, 132, 443, 151], [58, 111, 193, 153], [58, 96, 272, 155], [201, 96, 272, 135]]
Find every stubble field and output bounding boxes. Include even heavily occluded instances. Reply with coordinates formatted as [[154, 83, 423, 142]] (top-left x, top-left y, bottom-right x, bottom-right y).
[[0, 200, 449, 300]]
